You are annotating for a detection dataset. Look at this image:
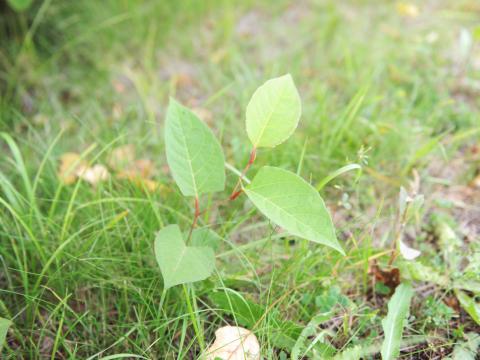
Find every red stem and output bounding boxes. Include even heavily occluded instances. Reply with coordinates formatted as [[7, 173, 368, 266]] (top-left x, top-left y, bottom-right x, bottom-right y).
[[229, 147, 256, 200]]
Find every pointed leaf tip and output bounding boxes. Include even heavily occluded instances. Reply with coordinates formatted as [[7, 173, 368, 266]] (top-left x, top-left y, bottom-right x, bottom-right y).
[[245, 166, 344, 254]]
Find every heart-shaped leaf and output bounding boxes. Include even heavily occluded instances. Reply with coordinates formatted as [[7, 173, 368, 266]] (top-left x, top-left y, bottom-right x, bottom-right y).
[[246, 74, 301, 148], [154, 224, 215, 289], [190, 227, 222, 251], [244, 166, 344, 255], [165, 98, 225, 197], [0, 317, 11, 352]]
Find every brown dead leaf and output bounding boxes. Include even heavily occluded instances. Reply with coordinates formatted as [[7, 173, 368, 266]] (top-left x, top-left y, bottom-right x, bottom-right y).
[[107, 145, 166, 193], [470, 174, 480, 188], [444, 295, 460, 312], [131, 178, 163, 192], [396, 2, 419, 18], [116, 159, 164, 193], [206, 326, 260, 360], [117, 159, 154, 179], [173, 72, 195, 89], [133, 159, 154, 178], [77, 164, 110, 185], [58, 153, 87, 185], [369, 262, 401, 293], [107, 144, 136, 170]]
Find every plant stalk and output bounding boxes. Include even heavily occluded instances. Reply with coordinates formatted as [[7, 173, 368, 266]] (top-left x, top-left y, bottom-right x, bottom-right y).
[[229, 147, 256, 200]]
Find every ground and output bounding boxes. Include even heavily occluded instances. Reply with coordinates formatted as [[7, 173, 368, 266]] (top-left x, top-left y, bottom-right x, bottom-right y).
[[0, 0, 479, 359]]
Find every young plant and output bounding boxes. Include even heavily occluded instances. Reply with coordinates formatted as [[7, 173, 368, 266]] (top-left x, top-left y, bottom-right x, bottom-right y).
[[155, 74, 344, 289]]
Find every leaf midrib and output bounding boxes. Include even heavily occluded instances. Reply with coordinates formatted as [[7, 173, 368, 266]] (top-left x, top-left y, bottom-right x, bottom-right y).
[[171, 246, 187, 276], [245, 187, 328, 244], [252, 80, 288, 147], [177, 114, 198, 197], [382, 289, 410, 359]]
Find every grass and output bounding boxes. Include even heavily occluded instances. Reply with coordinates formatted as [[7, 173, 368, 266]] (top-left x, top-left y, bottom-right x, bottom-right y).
[[1, 0, 479, 358]]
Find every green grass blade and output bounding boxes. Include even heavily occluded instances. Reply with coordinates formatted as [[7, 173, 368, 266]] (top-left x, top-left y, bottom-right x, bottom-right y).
[[316, 163, 362, 190]]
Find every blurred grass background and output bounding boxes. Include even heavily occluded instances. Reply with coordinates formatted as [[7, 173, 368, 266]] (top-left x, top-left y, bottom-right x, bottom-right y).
[[0, 0, 479, 358]]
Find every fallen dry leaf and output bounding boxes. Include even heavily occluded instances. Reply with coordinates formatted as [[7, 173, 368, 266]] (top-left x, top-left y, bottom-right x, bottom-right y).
[[77, 164, 110, 185], [444, 295, 460, 312], [132, 159, 154, 178], [471, 174, 480, 188], [125, 177, 163, 192], [117, 159, 155, 181], [107, 144, 136, 170], [396, 2, 419, 18], [370, 262, 401, 293], [58, 152, 87, 185], [59, 153, 110, 186], [206, 326, 260, 360], [173, 72, 195, 89], [105, 145, 165, 193]]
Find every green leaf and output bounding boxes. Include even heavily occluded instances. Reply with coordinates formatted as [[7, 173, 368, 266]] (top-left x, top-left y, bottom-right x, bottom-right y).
[[291, 311, 334, 360], [190, 227, 222, 251], [209, 291, 263, 328], [453, 278, 480, 293], [333, 345, 364, 360], [398, 261, 449, 287], [452, 332, 480, 360], [244, 166, 344, 254], [7, 0, 33, 12], [154, 224, 215, 289], [455, 290, 480, 325], [246, 74, 301, 148], [381, 283, 414, 360], [316, 163, 362, 190], [165, 98, 225, 197], [0, 317, 11, 352]]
